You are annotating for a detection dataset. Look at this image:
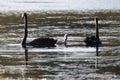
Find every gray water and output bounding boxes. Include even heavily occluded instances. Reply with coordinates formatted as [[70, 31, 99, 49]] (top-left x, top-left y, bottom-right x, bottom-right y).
[[0, 12, 119, 80], [0, 0, 120, 12], [0, 0, 120, 80]]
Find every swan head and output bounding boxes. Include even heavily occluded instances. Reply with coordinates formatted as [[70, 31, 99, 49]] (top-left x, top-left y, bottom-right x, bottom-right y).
[[21, 13, 27, 19]]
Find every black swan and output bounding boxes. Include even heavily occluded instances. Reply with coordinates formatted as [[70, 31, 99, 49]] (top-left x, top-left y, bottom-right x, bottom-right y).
[[84, 18, 102, 47], [84, 35, 101, 47], [21, 13, 57, 48]]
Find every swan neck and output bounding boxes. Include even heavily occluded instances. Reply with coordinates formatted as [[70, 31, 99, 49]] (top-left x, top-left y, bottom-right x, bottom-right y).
[[95, 18, 99, 40], [22, 14, 28, 48]]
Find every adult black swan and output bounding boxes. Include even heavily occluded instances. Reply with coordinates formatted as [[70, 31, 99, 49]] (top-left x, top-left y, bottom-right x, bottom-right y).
[[84, 35, 101, 47], [84, 18, 102, 47], [21, 13, 57, 48]]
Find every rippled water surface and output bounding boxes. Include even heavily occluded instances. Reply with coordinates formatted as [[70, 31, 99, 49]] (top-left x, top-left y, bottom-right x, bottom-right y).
[[0, 0, 120, 80], [0, 11, 119, 80]]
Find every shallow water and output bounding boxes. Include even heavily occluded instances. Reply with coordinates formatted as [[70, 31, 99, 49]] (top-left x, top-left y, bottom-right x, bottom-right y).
[[0, 11, 120, 80]]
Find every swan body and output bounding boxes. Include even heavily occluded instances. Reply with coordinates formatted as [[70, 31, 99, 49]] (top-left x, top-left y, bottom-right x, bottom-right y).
[[21, 13, 57, 48], [84, 36, 101, 47], [26, 38, 57, 47]]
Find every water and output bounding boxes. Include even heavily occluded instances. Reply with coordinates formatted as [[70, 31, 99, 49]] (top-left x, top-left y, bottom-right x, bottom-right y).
[[0, 0, 120, 80], [0, 0, 120, 13]]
